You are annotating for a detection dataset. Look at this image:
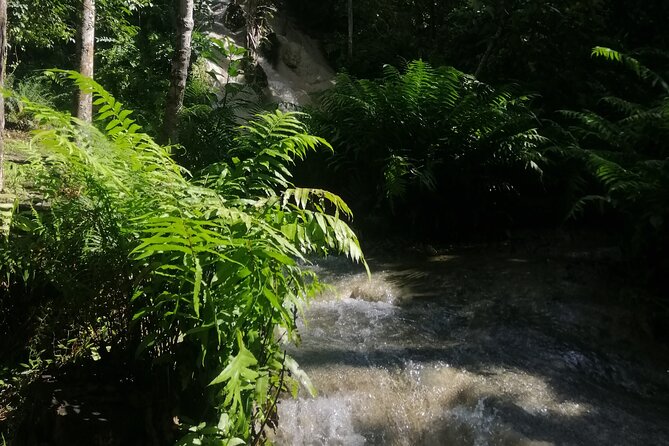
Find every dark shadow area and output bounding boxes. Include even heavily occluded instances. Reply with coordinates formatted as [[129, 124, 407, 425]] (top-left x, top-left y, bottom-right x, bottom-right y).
[[9, 359, 178, 446]]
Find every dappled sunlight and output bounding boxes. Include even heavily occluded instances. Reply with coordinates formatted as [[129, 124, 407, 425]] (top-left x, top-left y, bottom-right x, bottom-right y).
[[427, 254, 461, 263], [276, 253, 669, 445], [276, 361, 592, 445], [310, 268, 403, 304]]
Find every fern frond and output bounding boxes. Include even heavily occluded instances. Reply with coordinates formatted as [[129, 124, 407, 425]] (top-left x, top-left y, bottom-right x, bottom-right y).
[[592, 47, 669, 93], [47, 69, 143, 136], [599, 96, 643, 115], [283, 187, 353, 219], [0, 195, 17, 237], [2, 74, 370, 446], [202, 112, 327, 201]]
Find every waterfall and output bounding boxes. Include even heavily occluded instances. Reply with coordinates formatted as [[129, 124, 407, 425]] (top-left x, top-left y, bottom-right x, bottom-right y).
[[205, 2, 335, 107]]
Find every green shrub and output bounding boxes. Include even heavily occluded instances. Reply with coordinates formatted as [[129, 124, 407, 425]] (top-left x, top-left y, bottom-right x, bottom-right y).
[[560, 47, 669, 280], [1, 71, 365, 444], [4, 74, 61, 130], [177, 59, 263, 171], [306, 60, 545, 237]]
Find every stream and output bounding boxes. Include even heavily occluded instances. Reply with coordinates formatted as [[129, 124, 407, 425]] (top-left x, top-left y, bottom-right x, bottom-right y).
[[274, 245, 669, 445]]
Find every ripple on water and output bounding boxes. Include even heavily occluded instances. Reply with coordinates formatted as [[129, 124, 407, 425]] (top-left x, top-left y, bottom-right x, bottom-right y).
[[275, 358, 596, 446], [274, 395, 366, 446], [277, 256, 669, 445]]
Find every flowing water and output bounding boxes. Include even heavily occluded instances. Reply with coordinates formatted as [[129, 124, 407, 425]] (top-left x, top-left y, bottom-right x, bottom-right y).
[[274, 246, 669, 445], [207, 2, 335, 108]]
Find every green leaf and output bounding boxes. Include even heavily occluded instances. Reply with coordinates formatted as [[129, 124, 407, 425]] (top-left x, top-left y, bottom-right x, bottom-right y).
[[208, 333, 259, 412], [193, 256, 202, 317], [285, 355, 317, 397]]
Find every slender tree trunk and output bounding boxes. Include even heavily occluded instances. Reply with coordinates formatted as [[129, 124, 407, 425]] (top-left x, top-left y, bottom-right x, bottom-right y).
[[162, 0, 194, 144], [245, 0, 260, 63], [347, 0, 353, 62], [475, 20, 503, 79], [0, 0, 7, 192], [77, 0, 95, 122]]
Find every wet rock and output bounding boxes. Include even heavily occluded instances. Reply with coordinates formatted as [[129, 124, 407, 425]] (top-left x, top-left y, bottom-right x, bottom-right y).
[[278, 35, 302, 69], [223, 3, 245, 32]]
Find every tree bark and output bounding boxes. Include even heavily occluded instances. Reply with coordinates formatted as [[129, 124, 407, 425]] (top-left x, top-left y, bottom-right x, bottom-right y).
[[347, 0, 353, 62], [0, 0, 7, 191], [77, 0, 95, 122], [245, 0, 260, 63], [475, 20, 503, 79], [162, 0, 194, 144]]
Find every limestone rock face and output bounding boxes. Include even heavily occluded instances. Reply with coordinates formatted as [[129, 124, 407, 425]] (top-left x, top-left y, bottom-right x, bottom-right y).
[[280, 37, 302, 69], [206, 4, 335, 107], [259, 14, 335, 106]]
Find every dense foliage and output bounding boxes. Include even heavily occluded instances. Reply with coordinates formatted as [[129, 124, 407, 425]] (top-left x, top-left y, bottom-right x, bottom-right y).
[[304, 60, 544, 237], [0, 72, 364, 443], [2, 0, 669, 443], [286, 0, 669, 111], [559, 48, 669, 284]]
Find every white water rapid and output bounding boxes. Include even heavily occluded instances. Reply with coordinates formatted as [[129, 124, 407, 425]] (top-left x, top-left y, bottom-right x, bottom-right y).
[[273, 250, 669, 445], [206, 1, 335, 107]]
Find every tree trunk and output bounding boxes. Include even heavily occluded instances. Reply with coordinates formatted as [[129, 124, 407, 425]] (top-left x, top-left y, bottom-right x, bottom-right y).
[[245, 0, 260, 63], [475, 19, 503, 79], [77, 0, 95, 122], [347, 0, 353, 62], [162, 0, 194, 144], [0, 0, 7, 192]]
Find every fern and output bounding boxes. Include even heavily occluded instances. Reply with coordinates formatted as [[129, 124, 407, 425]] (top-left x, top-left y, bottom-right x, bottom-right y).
[[0, 195, 17, 237], [592, 46, 669, 93], [565, 48, 669, 264], [2, 71, 366, 444], [308, 60, 545, 233]]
